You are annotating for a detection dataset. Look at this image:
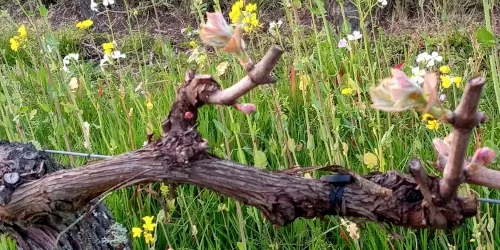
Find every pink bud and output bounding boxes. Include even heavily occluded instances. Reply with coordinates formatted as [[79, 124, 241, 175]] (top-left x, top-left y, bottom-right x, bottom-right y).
[[184, 111, 194, 120], [236, 103, 256, 114], [472, 147, 496, 165], [433, 138, 450, 156]]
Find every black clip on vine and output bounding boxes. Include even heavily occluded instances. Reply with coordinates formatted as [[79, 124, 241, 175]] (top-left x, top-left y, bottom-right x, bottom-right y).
[[320, 174, 353, 211]]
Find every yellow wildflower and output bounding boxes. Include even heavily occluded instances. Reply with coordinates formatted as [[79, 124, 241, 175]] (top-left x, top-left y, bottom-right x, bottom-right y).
[[18, 25, 27, 38], [422, 113, 434, 121], [233, 0, 244, 9], [341, 88, 354, 95], [453, 76, 462, 87], [229, 0, 244, 24], [439, 65, 450, 74], [131, 227, 142, 237], [426, 120, 440, 130], [423, 113, 439, 130], [245, 3, 257, 12], [299, 74, 310, 91], [243, 10, 259, 32], [144, 233, 154, 244], [217, 203, 229, 212], [249, 13, 259, 27], [76, 19, 94, 30], [142, 216, 156, 231], [10, 25, 28, 52], [102, 42, 114, 55], [195, 53, 207, 66], [146, 101, 153, 110], [10, 37, 21, 51], [189, 41, 197, 48], [440, 75, 452, 88], [229, 1, 259, 32]]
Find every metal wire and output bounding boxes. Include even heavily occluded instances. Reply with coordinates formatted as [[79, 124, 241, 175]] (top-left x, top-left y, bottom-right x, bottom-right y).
[[42, 149, 113, 159], [476, 197, 500, 205], [41, 149, 500, 204]]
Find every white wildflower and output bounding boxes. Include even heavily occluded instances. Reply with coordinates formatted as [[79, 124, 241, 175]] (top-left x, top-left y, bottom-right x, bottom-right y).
[[62, 53, 79, 72], [340, 218, 360, 240], [268, 20, 283, 37], [269, 21, 276, 30], [410, 66, 426, 84], [103, 0, 115, 6], [378, 0, 388, 6], [111, 50, 126, 59], [100, 54, 110, 71], [90, 0, 99, 11], [416, 52, 430, 63], [439, 93, 446, 102], [426, 51, 443, 67], [416, 51, 442, 68], [63, 53, 79, 65], [347, 30, 362, 41], [269, 19, 283, 30]]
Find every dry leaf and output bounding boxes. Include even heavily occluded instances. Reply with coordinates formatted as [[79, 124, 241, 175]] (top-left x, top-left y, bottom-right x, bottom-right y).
[[342, 142, 348, 156], [216, 61, 228, 76], [69, 77, 78, 91], [363, 152, 378, 168]]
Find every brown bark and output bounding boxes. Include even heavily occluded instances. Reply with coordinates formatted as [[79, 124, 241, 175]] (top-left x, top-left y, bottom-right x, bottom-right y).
[[0, 45, 481, 249]]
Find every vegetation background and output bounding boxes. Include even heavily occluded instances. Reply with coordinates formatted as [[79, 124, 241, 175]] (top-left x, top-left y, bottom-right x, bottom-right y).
[[0, 0, 499, 249]]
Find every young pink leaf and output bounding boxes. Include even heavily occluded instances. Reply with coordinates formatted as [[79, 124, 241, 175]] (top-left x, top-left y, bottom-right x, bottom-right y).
[[200, 12, 233, 48], [423, 73, 438, 113], [369, 69, 424, 112], [199, 12, 249, 66], [433, 138, 450, 156]]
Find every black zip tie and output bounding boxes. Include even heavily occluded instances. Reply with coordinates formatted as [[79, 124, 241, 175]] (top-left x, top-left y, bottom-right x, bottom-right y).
[[321, 174, 353, 213], [330, 186, 345, 208]]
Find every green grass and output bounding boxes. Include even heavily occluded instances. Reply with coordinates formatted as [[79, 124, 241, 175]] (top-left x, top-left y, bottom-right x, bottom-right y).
[[0, 0, 499, 249]]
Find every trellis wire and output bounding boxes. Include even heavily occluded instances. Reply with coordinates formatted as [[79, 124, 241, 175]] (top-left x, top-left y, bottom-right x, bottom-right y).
[[41, 149, 500, 205], [42, 149, 113, 159]]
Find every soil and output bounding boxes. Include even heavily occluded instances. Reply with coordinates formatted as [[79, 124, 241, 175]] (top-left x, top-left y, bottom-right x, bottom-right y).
[[0, 0, 497, 53]]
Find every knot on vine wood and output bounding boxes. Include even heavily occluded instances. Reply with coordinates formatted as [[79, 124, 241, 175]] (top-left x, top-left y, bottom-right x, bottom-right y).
[[156, 127, 210, 164], [359, 169, 476, 230], [0, 141, 132, 249], [162, 70, 223, 135], [0, 141, 58, 205]]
